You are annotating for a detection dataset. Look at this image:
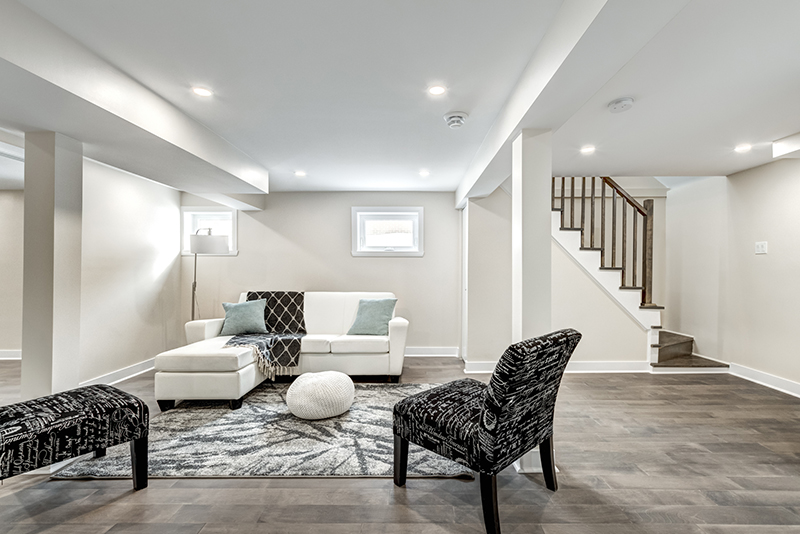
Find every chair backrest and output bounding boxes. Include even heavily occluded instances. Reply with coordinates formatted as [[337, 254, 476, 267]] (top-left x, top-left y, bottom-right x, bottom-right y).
[[479, 328, 581, 473]]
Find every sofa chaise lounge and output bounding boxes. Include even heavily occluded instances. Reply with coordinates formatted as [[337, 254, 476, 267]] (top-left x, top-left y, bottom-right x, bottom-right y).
[[154, 291, 409, 410]]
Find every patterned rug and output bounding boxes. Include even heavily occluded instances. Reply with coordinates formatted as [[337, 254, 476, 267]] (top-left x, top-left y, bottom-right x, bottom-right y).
[[54, 382, 473, 479]]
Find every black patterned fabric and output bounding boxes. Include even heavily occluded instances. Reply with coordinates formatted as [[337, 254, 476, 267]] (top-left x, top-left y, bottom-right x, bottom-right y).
[[0, 384, 149, 480], [393, 329, 581, 475], [225, 333, 303, 379], [225, 291, 308, 379], [247, 291, 307, 334]]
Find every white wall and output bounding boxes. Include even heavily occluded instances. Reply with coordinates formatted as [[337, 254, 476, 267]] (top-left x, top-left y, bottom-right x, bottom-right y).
[[463, 185, 653, 365], [725, 160, 800, 382], [552, 241, 646, 362], [0, 190, 23, 353], [182, 191, 462, 349], [465, 189, 512, 362], [664, 159, 800, 384], [79, 160, 182, 382], [663, 176, 728, 358]]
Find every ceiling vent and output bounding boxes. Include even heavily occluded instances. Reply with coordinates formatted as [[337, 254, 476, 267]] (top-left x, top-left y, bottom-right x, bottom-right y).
[[444, 111, 469, 129], [608, 97, 634, 113]]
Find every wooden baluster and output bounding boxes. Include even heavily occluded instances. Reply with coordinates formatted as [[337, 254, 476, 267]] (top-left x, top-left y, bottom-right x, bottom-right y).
[[600, 180, 606, 267], [611, 189, 617, 268], [570, 177, 575, 228], [633, 211, 638, 287], [560, 177, 565, 229], [590, 177, 596, 248], [642, 199, 655, 308], [580, 177, 586, 247], [551, 177, 556, 211], [621, 201, 627, 286]]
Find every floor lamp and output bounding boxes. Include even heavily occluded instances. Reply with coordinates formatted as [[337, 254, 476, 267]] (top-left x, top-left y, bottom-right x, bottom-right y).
[[189, 229, 229, 320]]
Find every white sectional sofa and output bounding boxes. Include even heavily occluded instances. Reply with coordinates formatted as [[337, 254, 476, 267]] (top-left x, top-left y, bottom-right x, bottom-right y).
[[154, 291, 409, 410]]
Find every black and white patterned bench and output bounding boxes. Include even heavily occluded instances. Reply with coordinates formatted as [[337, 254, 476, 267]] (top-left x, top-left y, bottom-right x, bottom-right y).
[[0, 384, 149, 490]]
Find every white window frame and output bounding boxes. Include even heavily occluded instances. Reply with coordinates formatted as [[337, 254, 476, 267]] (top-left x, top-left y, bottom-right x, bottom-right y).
[[181, 206, 238, 256], [351, 206, 424, 257]]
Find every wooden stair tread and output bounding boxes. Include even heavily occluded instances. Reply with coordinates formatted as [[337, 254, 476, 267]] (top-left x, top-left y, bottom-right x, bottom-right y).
[[651, 355, 729, 368], [640, 305, 665, 310], [599, 266, 623, 271], [620, 286, 643, 291], [559, 227, 582, 232], [580, 247, 603, 251]]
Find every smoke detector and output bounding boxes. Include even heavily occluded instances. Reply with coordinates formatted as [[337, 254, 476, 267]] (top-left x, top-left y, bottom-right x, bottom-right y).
[[444, 111, 469, 128], [608, 97, 634, 113]]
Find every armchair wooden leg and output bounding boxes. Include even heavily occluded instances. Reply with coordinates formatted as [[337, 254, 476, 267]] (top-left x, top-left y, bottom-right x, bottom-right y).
[[539, 435, 558, 491], [130, 436, 148, 491], [393, 434, 408, 487], [480, 473, 501, 534]]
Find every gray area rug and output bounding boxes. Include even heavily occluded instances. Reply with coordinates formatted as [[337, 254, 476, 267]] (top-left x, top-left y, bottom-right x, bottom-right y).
[[55, 382, 473, 478]]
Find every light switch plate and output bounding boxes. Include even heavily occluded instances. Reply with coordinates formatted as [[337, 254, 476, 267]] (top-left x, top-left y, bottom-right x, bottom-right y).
[[755, 241, 768, 254]]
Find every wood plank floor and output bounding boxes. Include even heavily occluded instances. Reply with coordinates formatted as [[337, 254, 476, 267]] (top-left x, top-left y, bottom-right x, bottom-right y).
[[2, 358, 800, 533]]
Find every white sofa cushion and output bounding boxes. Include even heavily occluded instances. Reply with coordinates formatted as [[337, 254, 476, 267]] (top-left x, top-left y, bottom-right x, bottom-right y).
[[155, 336, 255, 372], [300, 334, 338, 354], [330, 335, 389, 354]]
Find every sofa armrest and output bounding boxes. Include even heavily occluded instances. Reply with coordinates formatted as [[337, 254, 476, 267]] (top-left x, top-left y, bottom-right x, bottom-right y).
[[388, 316, 409, 376], [185, 318, 225, 344]]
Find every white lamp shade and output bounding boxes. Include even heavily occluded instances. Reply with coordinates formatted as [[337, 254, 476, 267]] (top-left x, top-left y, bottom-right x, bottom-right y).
[[190, 234, 229, 254]]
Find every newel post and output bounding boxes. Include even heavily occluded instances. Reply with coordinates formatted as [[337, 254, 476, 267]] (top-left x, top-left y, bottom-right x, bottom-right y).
[[641, 199, 655, 308]]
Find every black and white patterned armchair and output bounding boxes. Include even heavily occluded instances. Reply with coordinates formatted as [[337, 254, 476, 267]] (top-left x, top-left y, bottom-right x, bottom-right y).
[[393, 329, 581, 534]]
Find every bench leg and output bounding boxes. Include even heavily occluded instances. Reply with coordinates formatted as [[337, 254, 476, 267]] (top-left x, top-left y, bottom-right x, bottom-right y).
[[393, 434, 408, 487], [130, 436, 148, 491], [94, 448, 106, 458]]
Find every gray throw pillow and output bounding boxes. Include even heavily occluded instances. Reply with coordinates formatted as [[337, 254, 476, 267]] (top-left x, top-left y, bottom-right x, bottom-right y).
[[220, 299, 268, 336], [347, 298, 397, 336]]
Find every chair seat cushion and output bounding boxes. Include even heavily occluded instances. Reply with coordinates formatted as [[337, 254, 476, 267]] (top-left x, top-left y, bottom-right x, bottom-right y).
[[393, 378, 486, 471], [155, 336, 255, 372], [330, 335, 389, 354]]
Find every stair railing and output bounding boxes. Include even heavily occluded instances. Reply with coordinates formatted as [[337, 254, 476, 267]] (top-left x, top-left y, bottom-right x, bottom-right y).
[[551, 176, 658, 309]]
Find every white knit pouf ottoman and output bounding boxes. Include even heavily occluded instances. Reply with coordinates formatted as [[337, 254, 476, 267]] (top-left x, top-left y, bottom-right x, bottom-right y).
[[287, 371, 355, 420]]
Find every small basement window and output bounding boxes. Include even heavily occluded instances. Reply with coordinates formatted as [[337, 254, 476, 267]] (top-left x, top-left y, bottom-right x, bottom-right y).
[[181, 207, 238, 255], [352, 207, 424, 257]]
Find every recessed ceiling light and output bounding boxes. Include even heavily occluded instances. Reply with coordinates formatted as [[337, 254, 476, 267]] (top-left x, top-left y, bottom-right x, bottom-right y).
[[735, 143, 752, 153], [419, 169, 430, 177], [192, 87, 213, 97], [580, 145, 596, 155], [294, 170, 306, 177], [428, 86, 446, 96]]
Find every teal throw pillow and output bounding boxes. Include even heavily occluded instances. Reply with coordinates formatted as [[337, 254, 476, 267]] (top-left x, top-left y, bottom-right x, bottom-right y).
[[220, 299, 268, 336], [347, 298, 397, 336]]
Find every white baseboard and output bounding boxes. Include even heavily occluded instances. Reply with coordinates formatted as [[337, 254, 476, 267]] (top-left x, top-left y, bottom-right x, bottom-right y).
[[730, 363, 800, 399], [0, 350, 21, 360], [650, 366, 729, 374], [405, 347, 460, 358], [80, 358, 155, 387], [463, 360, 498, 374], [566, 361, 651, 373]]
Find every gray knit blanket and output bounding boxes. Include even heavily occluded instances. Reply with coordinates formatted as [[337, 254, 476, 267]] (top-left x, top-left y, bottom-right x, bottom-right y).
[[224, 291, 306, 379]]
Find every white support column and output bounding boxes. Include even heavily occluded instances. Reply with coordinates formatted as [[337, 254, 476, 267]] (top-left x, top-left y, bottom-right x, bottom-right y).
[[21, 132, 83, 399], [511, 128, 552, 473], [511, 129, 552, 341]]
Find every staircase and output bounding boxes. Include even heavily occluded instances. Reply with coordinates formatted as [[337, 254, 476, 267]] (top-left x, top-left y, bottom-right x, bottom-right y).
[[651, 330, 728, 369], [551, 176, 726, 370]]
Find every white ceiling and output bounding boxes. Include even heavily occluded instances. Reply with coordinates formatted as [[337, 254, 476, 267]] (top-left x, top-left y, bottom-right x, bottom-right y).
[[18, 0, 562, 192], [7, 0, 800, 193]]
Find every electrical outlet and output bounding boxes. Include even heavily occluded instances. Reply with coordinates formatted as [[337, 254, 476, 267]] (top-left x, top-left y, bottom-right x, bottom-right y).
[[755, 241, 768, 255]]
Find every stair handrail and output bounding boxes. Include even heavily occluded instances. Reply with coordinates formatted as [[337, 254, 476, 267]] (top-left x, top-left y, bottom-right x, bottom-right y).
[[551, 176, 658, 309]]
